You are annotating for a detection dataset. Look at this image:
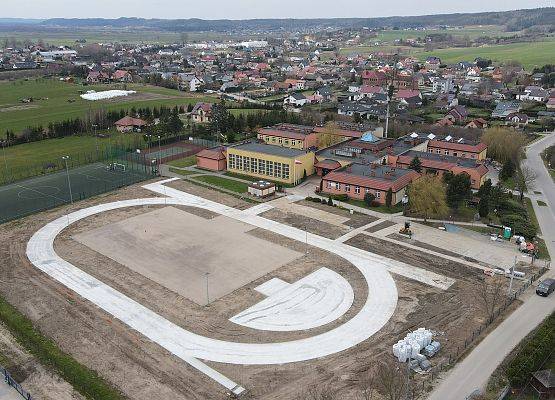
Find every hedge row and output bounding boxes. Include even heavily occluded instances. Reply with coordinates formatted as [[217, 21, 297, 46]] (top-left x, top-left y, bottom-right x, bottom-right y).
[[0, 296, 125, 400]]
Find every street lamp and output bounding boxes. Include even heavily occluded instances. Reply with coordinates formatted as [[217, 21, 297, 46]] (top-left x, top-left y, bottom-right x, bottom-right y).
[[62, 156, 73, 204], [402, 194, 409, 216], [205, 272, 210, 306], [92, 124, 99, 154], [157, 135, 162, 176]]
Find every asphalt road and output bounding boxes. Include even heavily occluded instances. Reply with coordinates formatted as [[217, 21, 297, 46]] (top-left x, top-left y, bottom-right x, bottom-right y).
[[428, 134, 555, 400]]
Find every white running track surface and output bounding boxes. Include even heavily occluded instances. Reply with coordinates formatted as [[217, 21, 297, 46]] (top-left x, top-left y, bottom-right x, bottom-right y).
[[26, 178, 454, 394], [229, 267, 354, 331]]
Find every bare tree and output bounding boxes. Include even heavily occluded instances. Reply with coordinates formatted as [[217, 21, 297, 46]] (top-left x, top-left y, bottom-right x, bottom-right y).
[[374, 360, 409, 400], [473, 275, 506, 322], [514, 166, 537, 203], [301, 384, 336, 400], [355, 368, 377, 400]]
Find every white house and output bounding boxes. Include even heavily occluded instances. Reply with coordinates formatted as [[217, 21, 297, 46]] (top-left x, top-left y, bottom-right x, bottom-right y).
[[284, 92, 308, 107]]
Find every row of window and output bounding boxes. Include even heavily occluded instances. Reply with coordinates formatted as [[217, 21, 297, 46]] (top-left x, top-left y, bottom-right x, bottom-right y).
[[428, 148, 476, 159], [228, 153, 290, 179], [259, 135, 301, 147], [326, 181, 382, 198]]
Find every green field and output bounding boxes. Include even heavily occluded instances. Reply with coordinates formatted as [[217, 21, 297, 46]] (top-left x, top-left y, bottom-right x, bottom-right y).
[[414, 39, 555, 70], [0, 78, 215, 135], [191, 175, 248, 193], [167, 155, 197, 168], [0, 133, 144, 183]]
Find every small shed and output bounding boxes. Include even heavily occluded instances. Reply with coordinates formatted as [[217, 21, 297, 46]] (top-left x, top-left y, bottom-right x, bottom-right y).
[[196, 147, 226, 171], [530, 369, 555, 400], [248, 181, 276, 198]]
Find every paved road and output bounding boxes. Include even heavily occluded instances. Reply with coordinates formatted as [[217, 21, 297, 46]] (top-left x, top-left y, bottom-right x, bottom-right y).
[[428, 134, 555, 400]]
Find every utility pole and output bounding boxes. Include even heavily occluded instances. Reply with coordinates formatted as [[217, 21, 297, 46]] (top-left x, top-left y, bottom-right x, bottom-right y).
[[508, 256, 517, 297], [62, 156, 73, 204], [157, 135, 162, 176], [205, 272, 210, 305]]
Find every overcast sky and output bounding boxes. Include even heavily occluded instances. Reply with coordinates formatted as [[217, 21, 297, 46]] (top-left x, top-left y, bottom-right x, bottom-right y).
[[4, 0, 553, 19]]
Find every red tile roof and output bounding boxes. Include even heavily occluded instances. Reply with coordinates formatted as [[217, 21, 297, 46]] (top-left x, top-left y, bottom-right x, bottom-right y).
[[115, 116, 146, 127], [315, 159, 342, 169], [428, 140, 487, 153], [323, 168, 418, 192], [196, 148, 226, 161]]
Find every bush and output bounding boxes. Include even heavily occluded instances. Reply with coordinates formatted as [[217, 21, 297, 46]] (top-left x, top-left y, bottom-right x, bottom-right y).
[[500, 213, 537, 239], [370, 200, 381, 207], [364, 192, 376, 206], [498, 199, 527, 216], [506, 313, 555, 387], [332, 194, 349, 202]]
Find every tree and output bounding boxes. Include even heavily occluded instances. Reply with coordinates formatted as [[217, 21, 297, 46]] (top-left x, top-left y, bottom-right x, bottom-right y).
[[327, 196, 334, 206], [445, 173, 472, 209], [407, 175, 448, 221], [317, 121, 343, 148], [478, 196, 489, 218], [385, 188, 393, 208], [472, 275, 505, 322], [482, 127, 528, 163], [499, 158, 516, 181], [477, 178, 492, 199], [514, 166, 537, 203], [364, 192, 375, 207], [167, 108, 184, 134], [408, 156, 422, 173]]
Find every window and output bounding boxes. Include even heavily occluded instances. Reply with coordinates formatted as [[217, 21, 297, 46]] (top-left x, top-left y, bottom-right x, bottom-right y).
[[335, 182, 340, 190], [278, 138, 283, 144], [453, 152, 458, 157], [436, 149, 441, 154], [228, 153, 236, 169], [428, 148, 433, 153], [268, 161, 274, 176], [345, 184, 350, 192], [327, 181, 333, 189], [275, 163, 282, 178], [375, 191, 381, 199], [355, 186, 360, 194], [259, 159, 266, 175], [284, 164, 290, 179], [365, 188, 371, 194], [444, 150, 449, 155], [244, 157, 251, 172]]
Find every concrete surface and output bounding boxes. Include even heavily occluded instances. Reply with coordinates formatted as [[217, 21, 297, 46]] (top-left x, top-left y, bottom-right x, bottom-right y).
[[74, 206, 301, 306], [230, 267, 354, 331]]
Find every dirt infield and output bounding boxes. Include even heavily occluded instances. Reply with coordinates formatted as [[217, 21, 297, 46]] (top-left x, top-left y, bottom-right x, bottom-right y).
[[74, 206, 301, 305]]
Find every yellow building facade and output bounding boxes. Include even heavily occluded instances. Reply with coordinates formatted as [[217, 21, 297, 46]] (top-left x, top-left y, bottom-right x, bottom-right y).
[[227, 142, 315, 185]]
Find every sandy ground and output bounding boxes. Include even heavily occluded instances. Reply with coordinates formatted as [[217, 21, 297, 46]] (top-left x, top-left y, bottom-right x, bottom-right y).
[[73, 206, 301, 305], [0, 179, 536, 400], [0, 323, 83, 400]]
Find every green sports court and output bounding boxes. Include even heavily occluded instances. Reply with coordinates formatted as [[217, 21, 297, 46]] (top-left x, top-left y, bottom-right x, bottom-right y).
[[0, 162, 155, 223]]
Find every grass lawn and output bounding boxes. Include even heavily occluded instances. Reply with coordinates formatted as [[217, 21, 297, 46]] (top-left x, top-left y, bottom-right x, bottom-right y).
[[191, 175, 249, 193], [414, 39, 555, 70], [345, 198, 404, 214], [0, 132, 145, 183], [166, 155, 197, 168], [0, 295, 124, 400], [0, 78, 215, 135], [228, 108, 270, 116], [168, 167, 198, 176]]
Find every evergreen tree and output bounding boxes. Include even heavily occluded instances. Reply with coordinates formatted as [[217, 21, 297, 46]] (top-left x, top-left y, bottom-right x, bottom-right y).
[[385, 188, 393, 208], [499, 158, 516, 181], [409, 156, 422, 173]]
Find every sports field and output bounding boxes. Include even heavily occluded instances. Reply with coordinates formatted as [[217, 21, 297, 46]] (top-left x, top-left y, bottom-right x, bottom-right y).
[[0, 79, 215, 135], [0, 162, 154, 223]]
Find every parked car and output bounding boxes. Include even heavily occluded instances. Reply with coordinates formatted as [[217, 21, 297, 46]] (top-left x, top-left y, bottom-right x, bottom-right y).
[[536, 278, 555, 297]]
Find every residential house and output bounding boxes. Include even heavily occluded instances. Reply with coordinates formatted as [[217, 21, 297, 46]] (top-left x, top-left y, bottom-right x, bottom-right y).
[[191, 102, 213, 123], [284, 92, 308, 107], [196, 147, 227, 171], [362, 70, 387, 86], [114, 116, 147, 132], [492, 101, 521, 119]]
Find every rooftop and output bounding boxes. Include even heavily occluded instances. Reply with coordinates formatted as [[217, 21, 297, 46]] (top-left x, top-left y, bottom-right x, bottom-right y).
[[229, 141, 309, 158]]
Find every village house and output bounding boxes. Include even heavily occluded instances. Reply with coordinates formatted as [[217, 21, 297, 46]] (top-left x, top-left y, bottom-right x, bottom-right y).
[[191, 102, 213, 123], [114, 116, 147, 132], [284, 92, 308, 107]]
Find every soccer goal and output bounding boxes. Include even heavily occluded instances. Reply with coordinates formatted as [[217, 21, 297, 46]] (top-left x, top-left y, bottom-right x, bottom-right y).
[[107, 162, 126, 172]]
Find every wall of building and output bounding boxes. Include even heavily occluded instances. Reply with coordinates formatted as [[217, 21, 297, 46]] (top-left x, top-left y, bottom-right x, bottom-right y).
[[196, 157, 226, 171], [321, 179, 404, 205], [257, 133, 318, 150], [227, 148, 315, 185]]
